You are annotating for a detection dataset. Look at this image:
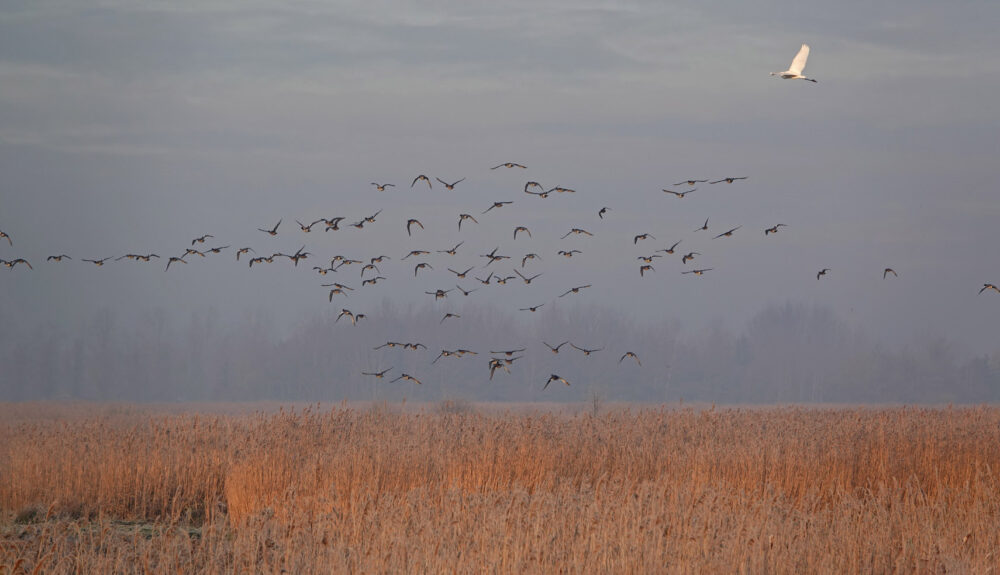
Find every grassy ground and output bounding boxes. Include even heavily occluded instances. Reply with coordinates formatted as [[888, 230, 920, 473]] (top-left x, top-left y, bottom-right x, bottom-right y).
[[1, 403, 998, 573]]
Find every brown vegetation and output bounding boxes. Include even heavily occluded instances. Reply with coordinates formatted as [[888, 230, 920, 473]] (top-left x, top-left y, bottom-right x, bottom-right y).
[[1, 403, 999, 573]]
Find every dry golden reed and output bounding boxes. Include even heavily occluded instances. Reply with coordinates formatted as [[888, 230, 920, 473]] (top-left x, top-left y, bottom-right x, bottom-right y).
[[1, 403, 999, 573]]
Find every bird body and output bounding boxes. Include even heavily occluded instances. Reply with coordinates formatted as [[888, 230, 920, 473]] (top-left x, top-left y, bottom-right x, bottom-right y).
[[437, 177, 465, 190], [619, 352, 641, 365], [544, 374, 570, 390], [771, 44, 817, 82], [559, 284, 591, 297], [258, 219, 281, 236]]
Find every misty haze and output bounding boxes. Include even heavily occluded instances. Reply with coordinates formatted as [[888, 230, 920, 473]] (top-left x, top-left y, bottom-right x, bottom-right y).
[[2, 1, 1000, 572]]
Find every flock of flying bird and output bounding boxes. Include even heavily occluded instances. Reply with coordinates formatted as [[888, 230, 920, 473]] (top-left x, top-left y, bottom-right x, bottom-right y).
[[3, 45, 998, 392], [4, 159, 995, 393]]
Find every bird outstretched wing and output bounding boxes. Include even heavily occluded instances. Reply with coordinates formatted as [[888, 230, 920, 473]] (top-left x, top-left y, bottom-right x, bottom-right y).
[[789, 44, 810, 75]]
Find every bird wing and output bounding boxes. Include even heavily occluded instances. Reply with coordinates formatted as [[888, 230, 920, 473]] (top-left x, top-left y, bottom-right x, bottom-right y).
[[789, 44, 810, 75]]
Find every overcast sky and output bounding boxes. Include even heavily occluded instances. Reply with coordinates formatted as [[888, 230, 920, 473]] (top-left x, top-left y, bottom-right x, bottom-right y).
[[1, 0, 998, 356]]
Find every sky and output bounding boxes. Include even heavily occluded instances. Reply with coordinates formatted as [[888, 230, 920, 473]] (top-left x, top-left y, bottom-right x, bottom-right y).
[[1, 0, 999, 359]]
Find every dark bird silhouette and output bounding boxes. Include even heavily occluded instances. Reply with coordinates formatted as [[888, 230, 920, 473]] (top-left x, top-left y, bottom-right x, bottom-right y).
[[513, 226, 532, 239], [436, 177, 465, 190], [519, 304, 545, 312], [458, 213, 478, 230], [336, 309, 365, 325], [373, 342, 402, 350], [765, 224, 788, 236], [817, 268, 830, 280], [406, 219, 424, 236], [440, 313, 461, 324], [561, 228, 593, 239], [296, 219, 323, 232], [481, 246, 510, 266], [570, 343, 602, 356], [543, 341, 569, 353], [980, 284, 1000, 294], [448, 267, 474, 279], [258, 219, 281, 236], [328, 288, 349, 301], [634, 233, 655, 244], [694, 218, 709, 232], [371, 182, 394, 191], [663, 188, 696, 198], [619, 352, 641, 365], [4, 258, 32, 270], [438, 242, 464, 256], [362, 367, 394, 378], [433, 350, 458, 364], [414, 262, 433, 276], [682, 268, 713, 276], [321, 282, 354, 292], [637, 254, 661, 263], [46, 255, 72, 262], [640, 264, 654, 277], [675, 179, 708, 186], [681, 252, 700, 264], [425, 288, 451, 300], [324, 217, 346, 231], [362, 276, 387, 286], [412, 174, 432, 188], [544, 374, 570, 390], [474, 273, 493, 285], [598, 207, 610, 219], [248, 256, 272, 267], [191, 234, 213, 245], [514, 269, 542, 284], [287, 247, 311, 266], [492, 162, 527, 169], [402, 250, 430, 260], [456, 285, 478, 296], [522, 253, 541, 267], [710, 177, 748, 184], [557, 250, 581, 258], [0, 230, 11, 246], [236, 247, 255, 261], [713, 226, 741, 239], [547, 186, 576, 194], [82, 257, 113, 266], [559, 284, 591, 297], [524, 181, 545, 193], [165, 256, 186, 271], [483, 201, 514, 214], [490, 348, 526, 357], [658, 240, 682, 255], [390, 373, 423, 385], [118, 253, 160, 262], [185, 248, 206, 258], [493, 275, 516, 285], [488, 358, 509, 380], [883, 268, 898, 279], [205, 245, 229, 255]]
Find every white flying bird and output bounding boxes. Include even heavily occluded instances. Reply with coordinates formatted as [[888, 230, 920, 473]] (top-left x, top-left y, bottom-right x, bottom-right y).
[[771, 44, 818, 83]]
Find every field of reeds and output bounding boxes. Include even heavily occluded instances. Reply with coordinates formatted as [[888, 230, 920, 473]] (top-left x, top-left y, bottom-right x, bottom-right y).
[[1, 402, 999, 573]]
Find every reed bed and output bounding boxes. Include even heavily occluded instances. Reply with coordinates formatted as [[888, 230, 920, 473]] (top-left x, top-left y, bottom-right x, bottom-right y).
[[1, 404, 998, 573]]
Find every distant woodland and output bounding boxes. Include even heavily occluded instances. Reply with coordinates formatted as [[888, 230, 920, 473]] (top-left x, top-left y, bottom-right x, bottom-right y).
[[2, 300, 998, 403]]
